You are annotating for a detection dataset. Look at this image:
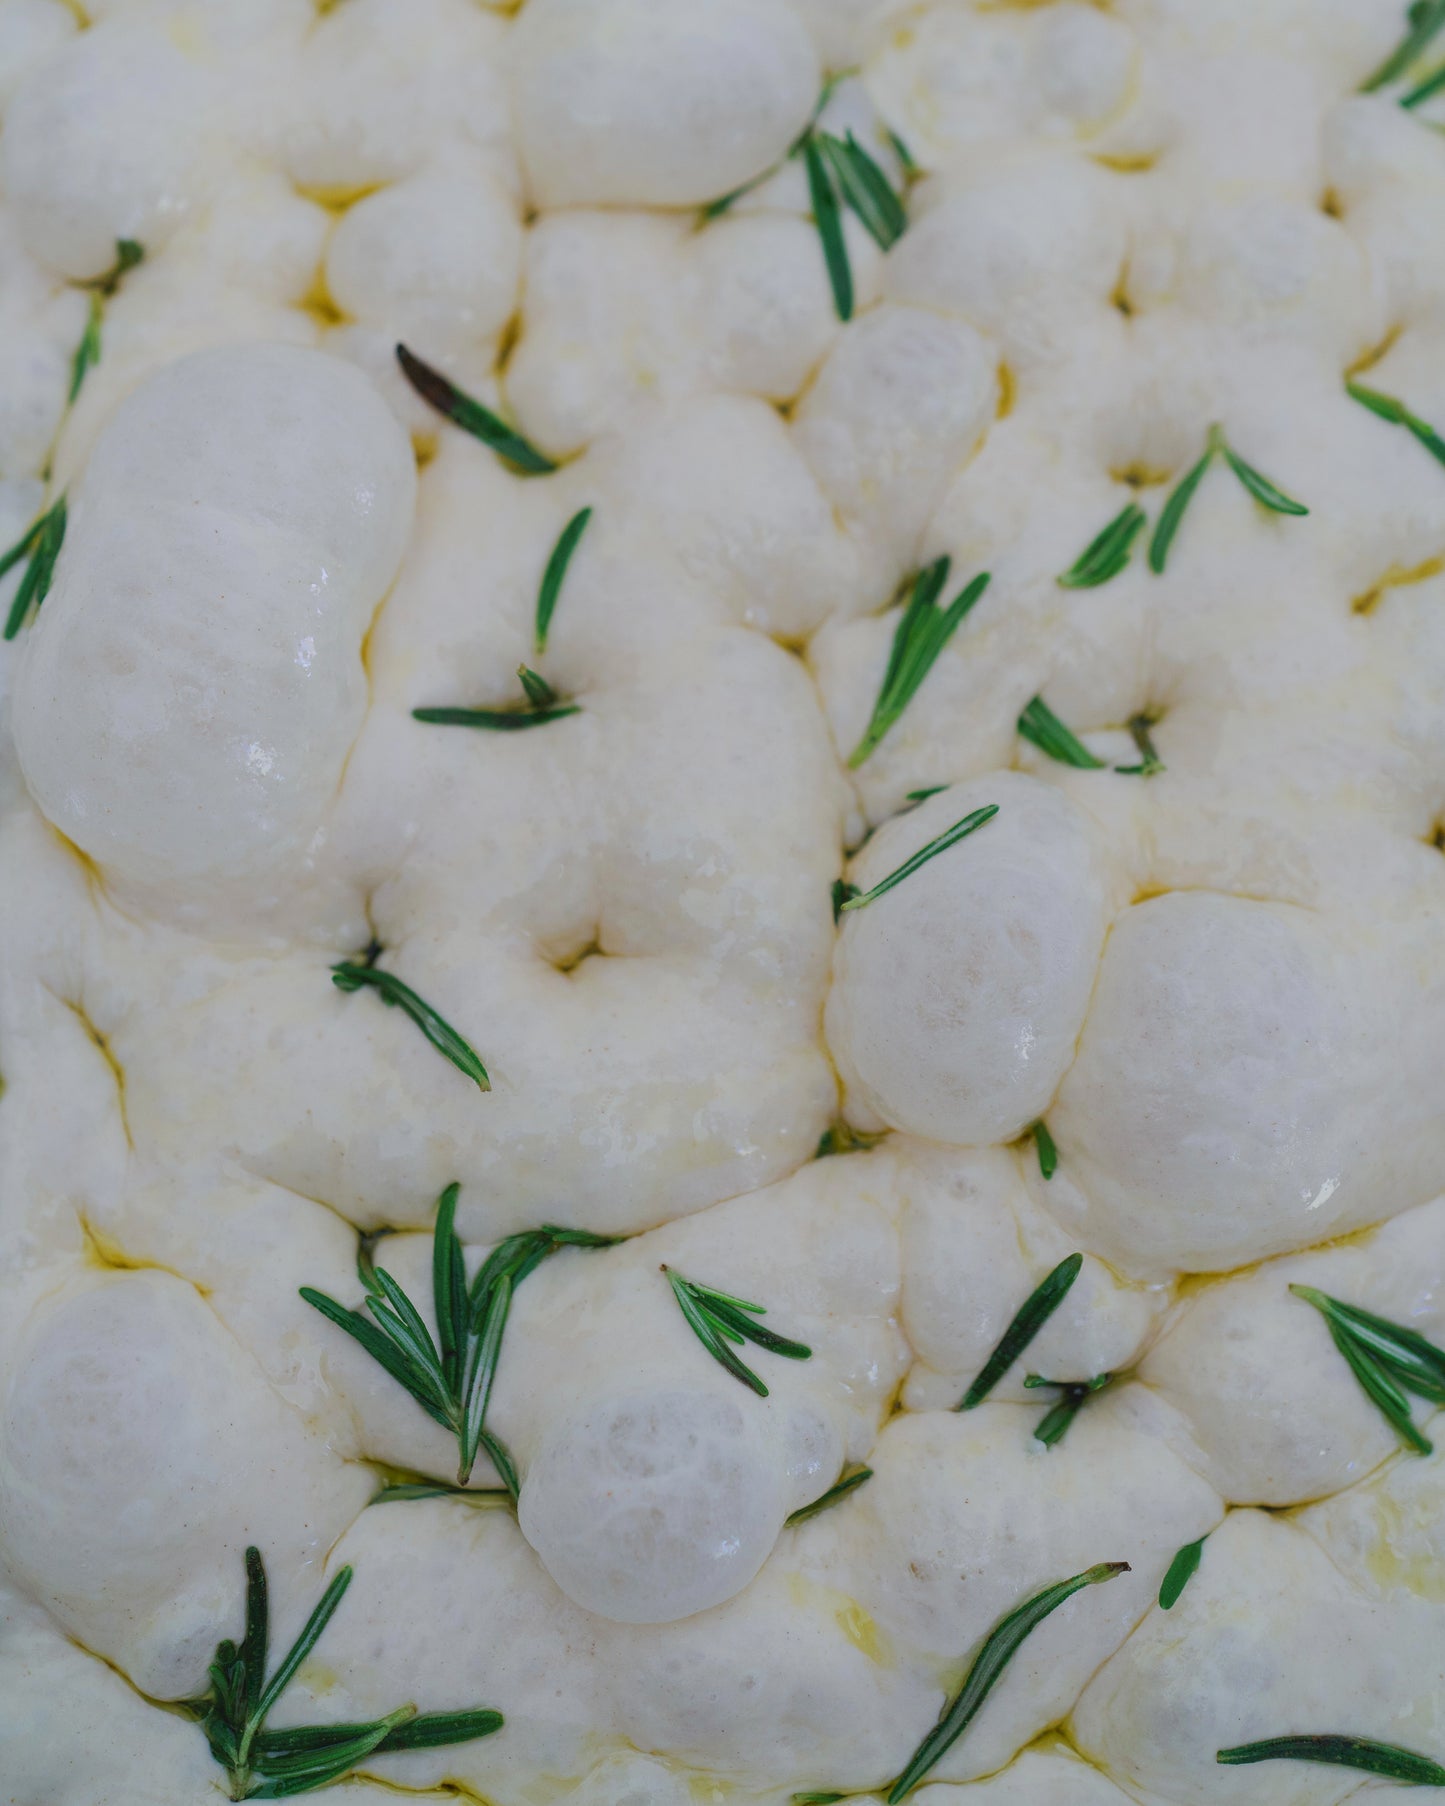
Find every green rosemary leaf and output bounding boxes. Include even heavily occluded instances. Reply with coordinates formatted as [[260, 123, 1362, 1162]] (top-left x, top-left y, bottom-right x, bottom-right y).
[[479, 1428, 520, 1500], [395, 343, 556, 475], [3, 494, 67, 641], [251, 1712, 412, 1794], [1025, 1371, 1114, 1448], [88, 237, 143, 296], [240, 1548, 270, 1723], [1114, 714, 1165, 778], [887, 1563, 1131, 1800], [803, 135, 853, 322], [432, 1183, 467, 1393], [1032, 1120, 1059, 1180], [1217, 1736, 1445, 1784], [252, 1568, 354, 1731], [1148, 444, 1214, 573], [534, 506, 592, 654], [1403, 58, 1445, 103], [905, 786, 947, 804], [459, 1272, 512, 1483], [832, 879, 861, 921], [368, 1268, 446, 1384], [817, 130, 906, 250], [1362, 0, 1445, 88], [794, 1794, 846, 1804], [298, 1288, 455, 1431], [412, 701, 580, 730], [535, 1225, 625, 1250], [706, 1296, 813, 1360], [330, 962, 490, 1092], [69, 294, 103, 403], [1057, 502, 1147, 589], [1017, 697, 1106, 770], [1218, 435, 1309, 515], [700, 181, 755, 220], [1158, 1535, 1207, 1610], [258, 1706, 502, 1761], [1290, 1284, 1439, 1452], [839, 805, 999, 913], [786, 1466, 874, 1526], [958, 1252, 1082, 1411], [1347, 378, 1445, 466], [850, 564, 989, 766]]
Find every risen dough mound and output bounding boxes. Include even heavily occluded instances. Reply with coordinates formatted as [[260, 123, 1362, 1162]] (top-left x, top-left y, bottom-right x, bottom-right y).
[[518, 1386, 789, 1623], [11, 343, 415, 921], [827, 774, 1113, 1144], [0, 1272, 369, 1699], [1050, 890, 1445, 1274], [0, 19, 215, 279], [509, 0, 818, 209]]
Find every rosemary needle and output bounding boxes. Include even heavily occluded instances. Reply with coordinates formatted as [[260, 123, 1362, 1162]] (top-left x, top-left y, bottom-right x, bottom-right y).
[[1, 494, 67, 641], [1361, 0, 1445, 89], [838, 805, 999, 913], [1217, 1736, 1445, 1785], [1158, 1535, 1207, 1610], [1025, 1371, 1114, 1447], [330, 961, 491, 1091], [534, 507, 592, 654], [887, 1563, 1130, 1799], [396, 343, 555, 475], [1031, 1120, 1059, 1179], [803, 135, 853, 322], [1347, 378, 1445, 467], [1148, 424, 1306, 573], [958, 1253, 1082, 1411], [414, 665, 581, 732], [785, 1466, 874, 1526]]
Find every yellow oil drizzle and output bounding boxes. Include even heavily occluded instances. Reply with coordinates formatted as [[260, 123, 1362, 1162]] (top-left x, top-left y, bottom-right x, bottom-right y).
[[80, 1218, 211, 1294], [785, 1573, 895, 1669], [1346, 322, 1401, 380], [1091, 150, 1158, 173], [1351, 553, 1444, 615], [58, 994, 133, 1149], [1362, 1493, 1445, 1601], [995, 362, 1016, 420]]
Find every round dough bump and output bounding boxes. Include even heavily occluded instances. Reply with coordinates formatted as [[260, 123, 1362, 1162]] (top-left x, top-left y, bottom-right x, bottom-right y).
[[12, 343, 415, 914], [509, 0, 820, 208], [518, 1386, 789, 1623], [827, 774, 1112, 1145]]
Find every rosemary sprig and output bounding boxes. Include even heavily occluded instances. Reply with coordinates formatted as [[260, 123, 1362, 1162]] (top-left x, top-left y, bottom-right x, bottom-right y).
[[786, 1466, 873, 1525], [1114, 713, 1164, 777], [303, 1185, 620, 1484], [886, 1562, 1130, 1800], [1217, 1737, 1445, 1785], [1158, 1534, 1206, 1610], [179, 1546, 501, 1799], [370, 1480, 509, 1507], [1148, 425, 1307, 573], [1031, 1120, 1058, 1179], [838, 805, 998, 913], [663, 1266, 812, 1398], [329, 962, 490, 1091], [1347, 378, 1445, 467], [534, 507, 591, 654], [1362, 0, 1445, 89], [1057, 502, 1147, 589], [1017, 697, 1105, 770], [414, 663, 580, 731], [838, 806, 998, 912], [1, 494, 67, 640], [1289, 1283, 1445, 1455], [1025, 1371, 1114, 1447], [396, 344, 555, 475], [958, 1253, 1082, 1411], [849, 559, 990, 766]]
